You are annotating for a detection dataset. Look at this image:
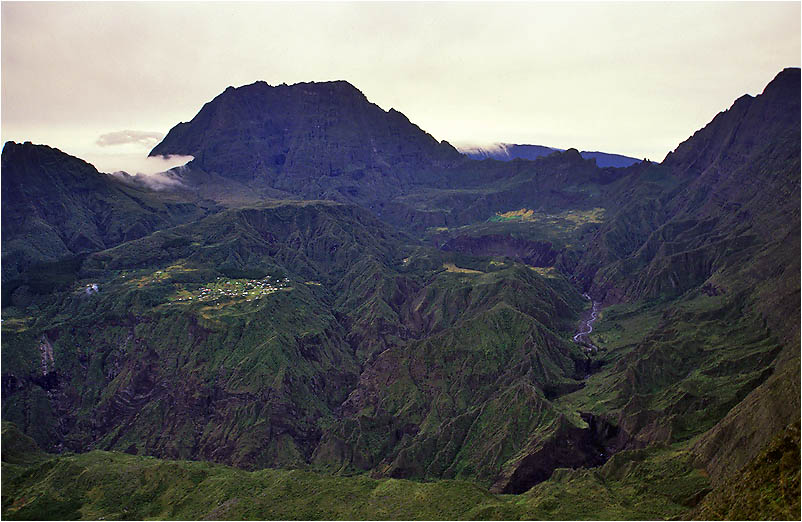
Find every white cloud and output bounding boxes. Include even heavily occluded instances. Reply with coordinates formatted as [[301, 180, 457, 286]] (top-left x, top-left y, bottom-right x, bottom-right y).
[[75, 151, 193, 176], [105, 155, 193, 191], [109, 166, 186, 191]]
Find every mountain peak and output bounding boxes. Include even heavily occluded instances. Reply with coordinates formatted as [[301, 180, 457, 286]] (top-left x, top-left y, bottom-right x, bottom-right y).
[[662, 67, 800, 169], [217, 79, 365, 99], [149, 79, 460, 196]]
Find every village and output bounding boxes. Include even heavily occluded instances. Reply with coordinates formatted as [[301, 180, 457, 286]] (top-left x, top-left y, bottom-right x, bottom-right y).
[[173, 276, 291, 304]]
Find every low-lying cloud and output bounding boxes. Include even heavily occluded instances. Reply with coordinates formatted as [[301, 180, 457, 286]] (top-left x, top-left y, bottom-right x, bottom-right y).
[[96, 129, 164, 148], [93, 153, 194, 191], [110, 166, 187, 191], [91, 129, 194, 190]]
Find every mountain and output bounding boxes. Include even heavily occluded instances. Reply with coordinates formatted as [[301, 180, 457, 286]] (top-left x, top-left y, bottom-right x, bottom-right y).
[[150, 80, 462, 204], [147, 81, 632, 225], [459, 143, 558, 161], [459, 143, 642, 168], [2, 70, 799, 520], [1, 142, 212, 283], [571, 67, 800, 486], [1, 196, 599, 487], [580, 68, 800, 332]]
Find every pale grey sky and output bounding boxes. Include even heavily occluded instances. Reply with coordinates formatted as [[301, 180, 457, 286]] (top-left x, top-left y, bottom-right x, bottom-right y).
[[2, 1, 800, 173]]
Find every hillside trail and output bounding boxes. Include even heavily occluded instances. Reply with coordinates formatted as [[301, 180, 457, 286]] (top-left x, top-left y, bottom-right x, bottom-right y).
[[573, 293, 600, 352]]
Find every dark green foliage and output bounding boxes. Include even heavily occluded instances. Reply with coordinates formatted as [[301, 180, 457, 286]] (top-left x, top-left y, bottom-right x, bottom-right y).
[[2, 255, 86, 301], [1, 199, 589, 486], [1, 425, 709, 520], [218, 266, 271, 280], [1, 422, 48, 467]]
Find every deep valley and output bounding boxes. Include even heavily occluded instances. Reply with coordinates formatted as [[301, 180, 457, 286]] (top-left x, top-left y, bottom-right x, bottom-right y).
[[1, 68, 799, 520]]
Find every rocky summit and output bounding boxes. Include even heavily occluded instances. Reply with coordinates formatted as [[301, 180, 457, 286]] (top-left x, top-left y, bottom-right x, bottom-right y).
[[150, 80, 462, 205], [2, 69, 800, 520]]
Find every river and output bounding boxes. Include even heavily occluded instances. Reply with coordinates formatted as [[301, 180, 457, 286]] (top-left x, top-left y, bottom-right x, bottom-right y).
[[573, 293, 600, 352]]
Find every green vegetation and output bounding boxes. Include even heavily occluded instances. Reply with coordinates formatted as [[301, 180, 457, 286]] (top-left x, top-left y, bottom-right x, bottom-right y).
[[2, 70, 800, 519], [429, 206, 607, 251], [692, 422, 800, 520], [1, 142, 210, 283], [490, 207, 604, 227], [1, 200, 594, 490], [520, 444, 710, 520], [555, 291, 785, 447], [442, 262, 483, 274], [2, 423, 712, 520]]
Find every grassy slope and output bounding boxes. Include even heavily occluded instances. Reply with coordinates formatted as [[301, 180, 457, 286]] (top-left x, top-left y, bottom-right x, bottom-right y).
[[691, 422, 800, 520], [1, 422, 707, 521], [312, 264, 589, 484], [1, 202, 402, 467], [3, 168, 797, 519], [557, 290, 784, 442]]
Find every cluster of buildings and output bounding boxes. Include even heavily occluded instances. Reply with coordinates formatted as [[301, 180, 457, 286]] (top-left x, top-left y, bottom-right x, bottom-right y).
[[175, 276, 290, 303]]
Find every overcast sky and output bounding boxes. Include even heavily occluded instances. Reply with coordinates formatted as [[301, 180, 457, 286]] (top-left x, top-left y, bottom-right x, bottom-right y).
[[2, 1, 800, 173]]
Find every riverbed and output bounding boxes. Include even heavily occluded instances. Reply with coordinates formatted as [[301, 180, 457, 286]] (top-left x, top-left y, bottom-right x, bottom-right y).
[[573, 293, 600, 352]]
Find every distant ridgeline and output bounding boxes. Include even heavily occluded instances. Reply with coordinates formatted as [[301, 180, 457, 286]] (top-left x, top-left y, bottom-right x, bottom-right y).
[[2, 69, 799, 520], [458, 143, 643, 168]]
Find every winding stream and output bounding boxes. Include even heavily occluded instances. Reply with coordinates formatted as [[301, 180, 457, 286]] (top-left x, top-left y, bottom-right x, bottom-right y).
[[573, 293, 600, 352]]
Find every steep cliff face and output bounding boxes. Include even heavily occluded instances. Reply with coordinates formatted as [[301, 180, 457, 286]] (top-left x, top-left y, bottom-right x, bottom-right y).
[[148, 81, 631, 229], [662, 68, 800, 179], [313, 266, 588, 486]]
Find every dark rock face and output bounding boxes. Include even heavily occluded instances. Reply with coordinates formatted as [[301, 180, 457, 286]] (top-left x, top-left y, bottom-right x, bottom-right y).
[[566, 69, 801, 494], [662, 68, 800, 178], [148, 81, 631, 232], [490, 413, 623, 494], [150, 80, 462, 202]]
